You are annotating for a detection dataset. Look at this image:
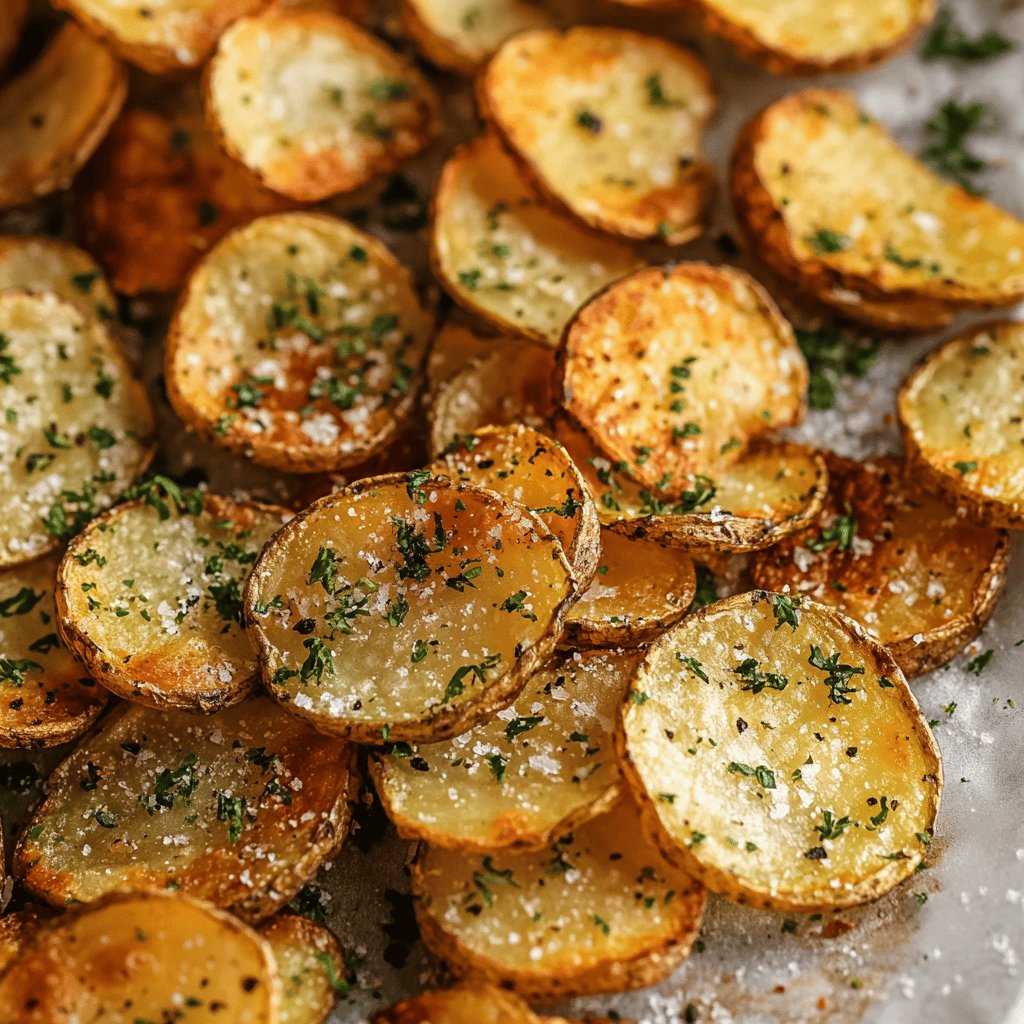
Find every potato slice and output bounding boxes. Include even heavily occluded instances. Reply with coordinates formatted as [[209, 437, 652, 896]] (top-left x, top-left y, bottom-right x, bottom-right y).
[[0, 1, 25, 72], [412, 794, 706, 999], [564, 531, 695, 647], [57, 494, 290, 713], [899, 321, 1024, 530], [0, 891, 278, 1023], [731, 90, 1024, 328], [166, 212, 434, 473], [77, 108, 290, 295], [246, 474, 574, 744], [0, 553, 107, 749], [207, 9, 439, 202], [432, 136, 642, 347], [371, 648, 634, 851], [751, 455, 1009, 678], [620, 591, 942, 912], [259, 913, 346, 1024], [690, 0, 935, 75], [431, 425, 601, 588], [15, 695, 356, 920], [479, 28, 716, 244], [0, 23, 126, 212], [0, 291, 155, 569], [429, 346, 556, 457], [427, 319, 516, 397], [0, 906, 49, 973], [373, 984, 592, 1024]]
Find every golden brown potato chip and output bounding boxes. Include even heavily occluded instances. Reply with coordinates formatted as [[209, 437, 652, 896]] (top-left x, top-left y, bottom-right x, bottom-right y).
[[432, 136, 643, 347], [0, 553, 107, 749], [259, 913, 346, 1024], [751, 455, 1009, 678], [426, 319, 516, 397], [371, 648, 635, 852], [0, 291, 155, 569], [731, 90, 1024, 329], [0, 891, 278, 1023], [57, 493, 290, 713], [620, 591, 942, 912], [0, 0, 25, 72], [245, 474, 575, 744], [166, 212, 434, 473], [16, 696, 356, 921], [206, 9, 440, 201], [412, 794, 706, 999], [0, 23, 126, 212], [77, 107, 291, 295], [560, 264, 807, 496], [373, 984, 596, 1024], [480, 27, 716, 243]]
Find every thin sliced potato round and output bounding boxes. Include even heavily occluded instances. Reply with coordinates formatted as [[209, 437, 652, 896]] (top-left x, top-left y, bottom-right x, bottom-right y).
[[260, 913, 346, 1024], [431, 425, 601, 588], [731, 91, 1024, 328], [15, 695, 356, 921], [0, 891, 278, 1023], [620, 591, 942, 912], [373, 984, 590, 1024], [166, 212, 434, 473], [0, 23, 127, 212], [480, 28, 716, 244], [412, 794, 706, 1000], [564, 531, 695, 647], [690, 0, 935, 75], [371, 648, 635, 852], [426, 319, 517, 397], [899, 321, 1024, 530], [57, 494, 290, 713], [560, 263, 807, 496], [0, 553, 107, 749], [0, 291, 155, 569], [751, 455, 1009, 678], [432, 136, 643, 347], [0, 0, 25, 72], [246, 474, 574, 744], [429, 346, 556, 457], [207, 9, 440, 202]]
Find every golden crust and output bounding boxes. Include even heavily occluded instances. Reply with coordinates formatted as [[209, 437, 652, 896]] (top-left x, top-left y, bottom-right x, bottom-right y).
[[0, 0, 25, 72], [0, 906, 51, 974], [259, 913, 346, 1024]]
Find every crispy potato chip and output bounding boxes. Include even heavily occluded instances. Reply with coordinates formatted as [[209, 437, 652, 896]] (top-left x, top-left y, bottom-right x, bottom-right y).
[[166, 212, 434, 473], [0, 0, 25, 72], [259, 913, 346, 1024], [412, 794, 706, 999], [620, 591, 942, 912], [480, 28, 716, 243], [432, 136, 643, 347], [751, 455, 1009, 677], [371, 648, 634, 852], [57, 494, 290, 713], [15, 695, 356, 921], [0, 906, 50, 974], [0, 891, 278, 1023], [245, 474, 575, 744], [0, 553, 107, 749], [690, 0, 935, 75], [426, 319, 517, 397], [373, 983, 597, 1024], [731, 91, 1024, 328], [206, 9, 440, 202], [899, 321, 1024, 530], [560, 264, 807, 496], [0, 291, 155, 569], [431, 425, 601, 588], [77, 108, 290, 295], [564, 531, 695, 647], [0, 23, 127, 212]]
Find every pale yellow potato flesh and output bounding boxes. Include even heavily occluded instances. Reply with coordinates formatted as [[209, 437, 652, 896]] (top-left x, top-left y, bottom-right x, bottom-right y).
[[372, 648, 635, 851], [0, 291, 155, 568], [245, 475, 574, 744], [260, 913, 346, 1024], [0, 891, 278, 1024], [432, 136, 642, 346], [15, 696, 355, 921], [57, 496, 290, 712], [481, 27, 717, 243], [899, 321, 1024, 529], [413, 794, 706, 999], [620, 591, 941, 912], [207, 9, 439, 201], [0, 553, 107, 748]]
